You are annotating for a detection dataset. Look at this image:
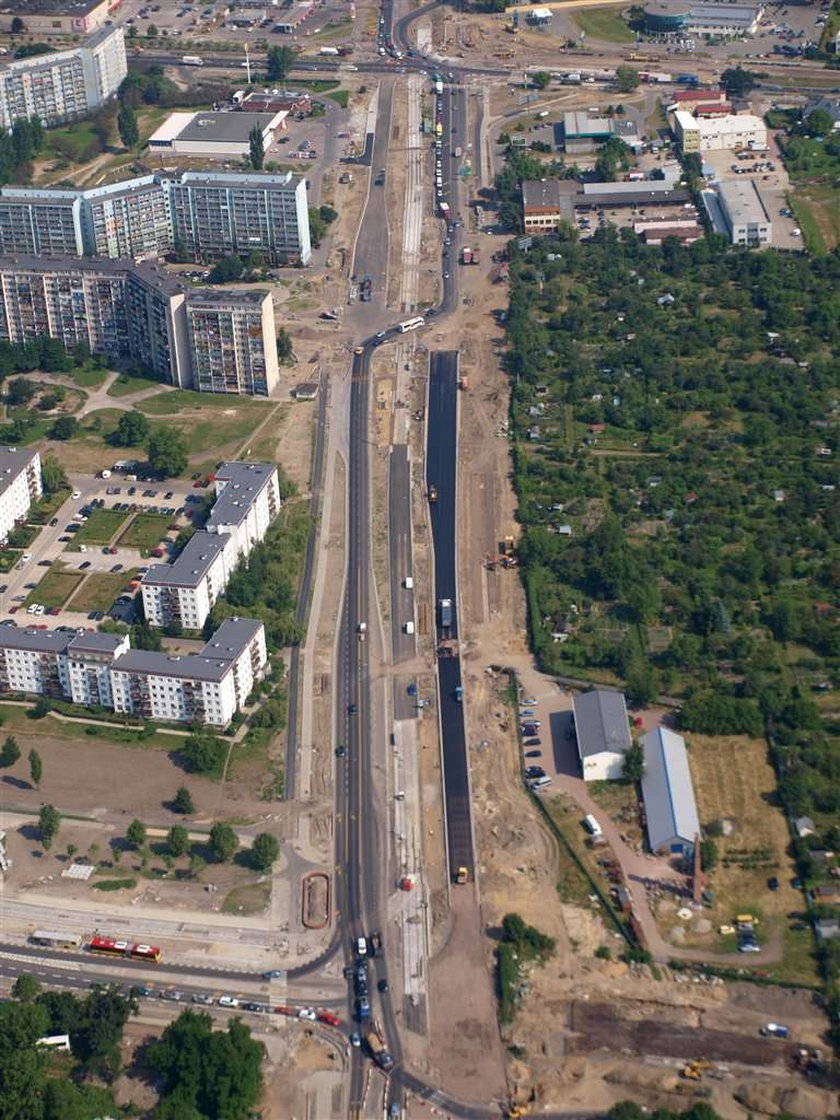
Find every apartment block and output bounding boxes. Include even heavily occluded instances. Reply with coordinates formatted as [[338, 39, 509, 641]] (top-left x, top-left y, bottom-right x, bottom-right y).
[[0, 447, 42, 543], [0, 620, 264, 728], [110, 618, 267, 726], [0, 257, 185, 384], [164, 170, 311, 265], [141, 461, 280, 629], [141, 533, 232, 631], [0, 628, 128, 700], [207, 461, 281, 561], [0, 27, 126, 130], [0, 170, 311, 266], [186, 290, 279, 397]]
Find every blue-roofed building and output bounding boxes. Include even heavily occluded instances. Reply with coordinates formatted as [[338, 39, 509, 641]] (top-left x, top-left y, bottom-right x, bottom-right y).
[[640, 727, 700, 857]]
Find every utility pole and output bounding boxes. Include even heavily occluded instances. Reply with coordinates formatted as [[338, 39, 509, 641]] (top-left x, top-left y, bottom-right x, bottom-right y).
[[244, 42, 251, 85]]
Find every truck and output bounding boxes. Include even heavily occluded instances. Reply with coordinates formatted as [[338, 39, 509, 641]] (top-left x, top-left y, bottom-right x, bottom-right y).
[[181, 55, 204, 66], [319, 46, 339, 55], [427, 484, 438, 503], [761, 1023, 790, 1039], [366, 1031, 395, 1071], [461, 246, 472, 265], [562, 72, 581, 84], [676, 72, 699, 85], [456, 866, 469, 884], [471, 246, 480, 265], [434, 79, 444, 94], [438, 598, 453, 634]]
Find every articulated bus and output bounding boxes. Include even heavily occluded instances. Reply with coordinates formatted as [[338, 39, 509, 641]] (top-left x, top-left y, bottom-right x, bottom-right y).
[[398, 316, 425, 333], [87, 935, 162, 963], [31, 930, 82, 950]]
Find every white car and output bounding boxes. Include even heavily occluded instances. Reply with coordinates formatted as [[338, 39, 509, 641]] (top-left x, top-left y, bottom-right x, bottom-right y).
[[297, 1008, 317, 1020], [21, 553, 31, 563], [71, 490, 81, 499], [34, 605, 45, 616], [26, 604, 37, 615], [218, 995, 240, 1007]]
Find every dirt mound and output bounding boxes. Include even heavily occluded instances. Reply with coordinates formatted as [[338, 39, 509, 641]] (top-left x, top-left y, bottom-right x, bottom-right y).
[[735, 1082, 837, 1118], [604, 1066, 681, 1094]]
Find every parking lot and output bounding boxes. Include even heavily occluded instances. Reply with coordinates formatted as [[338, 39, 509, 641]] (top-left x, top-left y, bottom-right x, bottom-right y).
[[0, 472, 212, 628], [702, 140, 803, 249]]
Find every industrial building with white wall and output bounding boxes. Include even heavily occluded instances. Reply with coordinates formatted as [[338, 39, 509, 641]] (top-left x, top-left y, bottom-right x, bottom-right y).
[[674, 111, 767, 153], [148, 111, 287, 159]]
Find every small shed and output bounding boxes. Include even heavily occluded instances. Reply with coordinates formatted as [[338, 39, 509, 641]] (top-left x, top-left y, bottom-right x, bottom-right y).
[[795, 816, 816, 838]]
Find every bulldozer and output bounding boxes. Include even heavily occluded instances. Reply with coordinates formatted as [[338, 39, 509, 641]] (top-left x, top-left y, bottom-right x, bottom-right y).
[[681, 1060, 714, 1080]]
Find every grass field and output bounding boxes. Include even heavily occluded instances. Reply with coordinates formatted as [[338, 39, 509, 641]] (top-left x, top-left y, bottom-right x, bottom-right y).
[[0, 702, 181, 750], [25, 568, 83, 609], [107, 374, 164, 399], [72, 365, 110, 389], [41, 119, 106, 164], [792, 187, 840, 254], [72, 509, 128, 546], [222, 882, 271, 915], [135, 392, 275, 455], [117, 513, 172, 551], [572, 7, 634, 42], [68, 570, 139, 613]]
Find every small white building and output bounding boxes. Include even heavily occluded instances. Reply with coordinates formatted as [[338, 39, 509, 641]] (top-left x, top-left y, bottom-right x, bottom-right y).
[[0, 447, 42, 543], [110, 618, 267, 726], [573, 689, 632, 781]]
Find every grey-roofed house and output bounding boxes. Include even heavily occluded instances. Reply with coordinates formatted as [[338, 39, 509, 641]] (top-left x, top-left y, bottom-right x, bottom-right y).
[[573, 689, 632, 781], [640, 727, 700, 857]]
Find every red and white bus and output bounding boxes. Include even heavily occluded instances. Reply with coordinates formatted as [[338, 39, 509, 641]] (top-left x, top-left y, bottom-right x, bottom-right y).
[[86, 935, 161, 963]]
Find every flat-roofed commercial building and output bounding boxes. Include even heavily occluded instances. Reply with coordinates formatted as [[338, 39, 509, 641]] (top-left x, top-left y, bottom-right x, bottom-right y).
[[716, 178, 772, 247], [0, 447, 42, 544], [0, 26, 126, 129], [110, 618, 267, 727], [0, 170, 311, 265], [186, 290, 279, 397], [0, 0, 114, 35], [521, 179, 565, 234], [643, 0, 762, 36], [561, 112, 639, 154], [674, 110, 767, 152], [148, 111, 286, 159]]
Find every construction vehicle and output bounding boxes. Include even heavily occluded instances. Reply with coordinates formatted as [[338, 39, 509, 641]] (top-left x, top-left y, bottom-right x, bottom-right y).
[[681, 1060, 714, 1080], [458, 374, 470, 390], [366, 1030, 394, 1071], [438, 598, 453, 635], [428, 485, 438, 503], [506, 1108, 527, 1120], [500, 536, 515, 557], [398, 875, 416, 891], [456, 866, 469, 884]]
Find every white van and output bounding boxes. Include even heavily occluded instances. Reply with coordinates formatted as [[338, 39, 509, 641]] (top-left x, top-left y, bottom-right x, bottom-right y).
[[529, 776, 552, 790], [403, 576, 414, 589], [404, 620, 415, 635], [583, 814, 602, 837]]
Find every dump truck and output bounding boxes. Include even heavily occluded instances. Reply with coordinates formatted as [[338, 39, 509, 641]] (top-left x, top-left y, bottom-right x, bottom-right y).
[[427, 484, 438, 503], [366, 1031, 394, 1071], [456, 866, 469, 884], [438, 598, 453, 635]]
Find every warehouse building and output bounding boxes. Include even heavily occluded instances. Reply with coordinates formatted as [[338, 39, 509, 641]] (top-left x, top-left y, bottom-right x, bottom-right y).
[[0, 26, 126, 129], [573, 689, 632, 782], [673, 110, 767, 152], [640, 727, 700, 857], [708, 178, 772, 247], [0, 170, 312, 265], [560, 112, 639, 155], [148, 111, 287, 159], [0, 447, 42, 545], [0, 0, 114, 35]]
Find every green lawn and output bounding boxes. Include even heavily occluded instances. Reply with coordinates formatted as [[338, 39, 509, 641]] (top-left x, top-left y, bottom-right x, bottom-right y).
[[71, 509, 128, 546], [572, 7, 634, 42], [137, 390, 267, 415], [107, 374, 165, 399], [41, 119, 107, 164], [117, 513, 173, 551], [136, 392, 275, 455], [24, 568, 83, 609], [222, 882, 271, 916], [790, 195, 828, 255], [72, 365, 110, 389], [69, 570, 139, 613]]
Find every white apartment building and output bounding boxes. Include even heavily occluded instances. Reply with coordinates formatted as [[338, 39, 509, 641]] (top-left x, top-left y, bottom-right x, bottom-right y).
[[206, 461, 282, 561], [0, 628, 128, 700], [186, 290, 280, 397], [142, 462, 281, 629], [141, 533, 231, 631], [0, 447, 42, 544], [110, 618, 267, 726], [0, 27, 126, 130], [674, 110, 767, 153]]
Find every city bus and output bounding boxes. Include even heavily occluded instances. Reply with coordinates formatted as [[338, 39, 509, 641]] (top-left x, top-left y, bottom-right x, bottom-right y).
[[398, 316, 425, 333], [31, 930, 82, 950], [87, 935, 162, 963]]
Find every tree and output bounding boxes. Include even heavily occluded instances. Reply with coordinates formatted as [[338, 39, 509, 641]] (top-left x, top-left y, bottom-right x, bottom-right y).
[[0, 735, 20, 768], [266, 45, 295, 81], [181, 732, 227, 776], [40, 454, 68, 495], [276, 328, 294, 365], [209, 822, 238, 863], [308, 205, 327, 247], [12, 974, 41, 1001], [146, 22, 158, 37], [146, 426, 188, 478], [126, 819, 146, 850], [173, 785, 195, 814], [114, 410, 150, 446], [720, 66, 756, 97], [251, 832, 280, 871], [531, 71, 551, 90], [50, 415, 78, 440], [701, 837, 718, 872], [622, 740, 644, 783], [167, 824, 190, 858], [804, 107, 834, 138], [38, 804, 60, 850], [615, 65, 640, 93], [6, 376, 37, 405], [30, 697, 50, 720], [208, 254, 244, 284], [10, 16, 24, 32], [29, 748, 42, 787], [117, 102, 139, 149], [249, 125, 265, 170], [318, 204, 337, 225]]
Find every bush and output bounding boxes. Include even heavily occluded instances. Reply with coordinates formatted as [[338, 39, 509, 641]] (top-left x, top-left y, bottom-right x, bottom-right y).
[[92, 878, 137, 892], [180, 733, 227, 777]]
